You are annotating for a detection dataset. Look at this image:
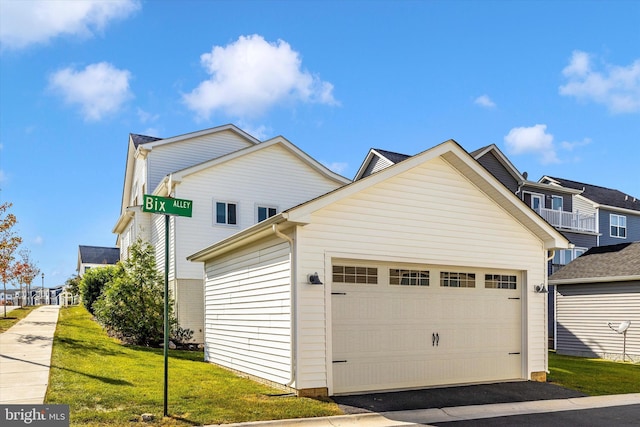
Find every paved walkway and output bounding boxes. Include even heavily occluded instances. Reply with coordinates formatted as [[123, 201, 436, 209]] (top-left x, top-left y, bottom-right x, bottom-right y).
[[0, 305, 60, 404]]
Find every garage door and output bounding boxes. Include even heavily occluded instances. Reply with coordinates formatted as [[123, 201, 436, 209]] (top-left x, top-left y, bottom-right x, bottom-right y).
[[331, 261, 522, 394]]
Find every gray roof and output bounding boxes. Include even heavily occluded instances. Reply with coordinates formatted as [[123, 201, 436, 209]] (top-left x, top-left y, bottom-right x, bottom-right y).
[[548, 176, 640, 212], [78, 246, 120, 265], [550, 242, 640, 282], [373, 148, 410, 164], [131, 133, 162, 148]]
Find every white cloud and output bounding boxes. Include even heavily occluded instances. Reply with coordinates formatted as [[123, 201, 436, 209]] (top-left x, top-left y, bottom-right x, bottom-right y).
[[474, 94, 496, 108], [48, 62, 133, 121], [559, 50, 640, 114], [137, 108, 159, 124], [183, 34, 338, 120], [560, 137, 591, 151], [323, 161, 349, 175], [504, 124, 559, 164], [0, 0, 140, 50]]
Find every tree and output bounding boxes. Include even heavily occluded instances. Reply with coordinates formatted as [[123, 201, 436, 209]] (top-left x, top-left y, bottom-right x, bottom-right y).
[[93, 239, 170, 346], [13, 249, 40, 307], [79, 264, 123, 314], [64, 275, 81, 297], [0, 202, 22, 316]]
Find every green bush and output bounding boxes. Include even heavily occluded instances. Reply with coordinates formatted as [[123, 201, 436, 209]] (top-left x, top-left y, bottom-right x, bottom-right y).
[[93, 239, 191, 346], [79, 264, 123, 314]]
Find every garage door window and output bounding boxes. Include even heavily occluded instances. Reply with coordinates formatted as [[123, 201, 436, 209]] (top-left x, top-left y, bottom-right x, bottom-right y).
[[390, 269, 429, 286], [440, 272, 475, 288], [333, 266, 378, 284], [485, 274, 517, 289]]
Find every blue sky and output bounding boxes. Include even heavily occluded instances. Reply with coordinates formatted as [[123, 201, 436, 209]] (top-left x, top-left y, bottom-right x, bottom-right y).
[[1, 0, 639, 287]]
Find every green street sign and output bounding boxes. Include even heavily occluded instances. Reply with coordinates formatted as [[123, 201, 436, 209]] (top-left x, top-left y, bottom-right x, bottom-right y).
[[143, 194, 193, 217]]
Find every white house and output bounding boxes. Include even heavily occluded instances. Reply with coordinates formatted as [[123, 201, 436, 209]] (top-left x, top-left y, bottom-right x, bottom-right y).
[[188, 140, 569, 396], [113, 124, 350, 342]]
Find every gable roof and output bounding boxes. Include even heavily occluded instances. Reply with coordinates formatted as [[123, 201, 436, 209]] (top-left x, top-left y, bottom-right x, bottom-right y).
[[78, 246, 120, 265], [189, 139, 569, 262], [154, 135, 351, 196], [543, 176, 640, 212], [549, 242, 640, 284], [130, 133, 162, 148], [353, 148, 411, 180]]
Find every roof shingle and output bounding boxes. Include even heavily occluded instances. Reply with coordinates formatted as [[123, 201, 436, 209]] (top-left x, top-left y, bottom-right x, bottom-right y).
[[549, 242, 640, 281]]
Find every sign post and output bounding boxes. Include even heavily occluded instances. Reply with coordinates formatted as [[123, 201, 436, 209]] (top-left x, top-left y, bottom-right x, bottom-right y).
[[142, 194, 193, 417]]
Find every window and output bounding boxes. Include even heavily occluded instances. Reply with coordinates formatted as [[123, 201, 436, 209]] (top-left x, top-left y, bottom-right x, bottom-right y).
[[215, 201, 237, 225], [257, 206, 277, 222], [485, 274, 517, 289], [390, 269, 429, 286], [552, 247, 587, 266], [552, 196, 563, 211], [523, 192, 543, 211], [610, 214, 627, 238], [333, 265, 378, 284], [440, 272, 475, 288]]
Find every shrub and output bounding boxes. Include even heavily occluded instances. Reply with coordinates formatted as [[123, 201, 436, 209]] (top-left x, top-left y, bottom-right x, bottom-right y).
[[79, 265, 123, 314]]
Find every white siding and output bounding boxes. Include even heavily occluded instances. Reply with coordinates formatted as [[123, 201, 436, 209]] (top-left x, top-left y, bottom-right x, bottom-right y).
[[556, 281, 640, 362], [203, 239, 292, 385], [294, 156, 547, 392], [573, 195, 596, 217], [174, 279, 205, 342], [175, 142, 345, 280], [147, 130, 253, 194]]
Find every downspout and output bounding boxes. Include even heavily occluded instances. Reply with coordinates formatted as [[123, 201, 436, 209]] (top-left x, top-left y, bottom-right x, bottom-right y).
[[272, 224, 297, 388], [545, 249, 555, 374]]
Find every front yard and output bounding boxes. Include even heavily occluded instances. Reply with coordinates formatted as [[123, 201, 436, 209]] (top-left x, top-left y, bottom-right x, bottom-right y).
[[45, 306, 640, 426]]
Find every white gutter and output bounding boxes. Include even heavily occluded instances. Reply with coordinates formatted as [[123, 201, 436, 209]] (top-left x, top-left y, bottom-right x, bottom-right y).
[[272, 224, 297, 388]]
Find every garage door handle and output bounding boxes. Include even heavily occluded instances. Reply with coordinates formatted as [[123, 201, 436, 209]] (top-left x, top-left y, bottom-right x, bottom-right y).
[[436, 333, 440, 346], [331, 292, 346, 295], [432, 333, 440, 346], [333, 360, 348, 363]]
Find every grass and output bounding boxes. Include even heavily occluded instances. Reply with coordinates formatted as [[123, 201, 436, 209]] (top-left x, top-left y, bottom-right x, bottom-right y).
[[0, 305, 38, 332], [548, 351, 640, 395], [45, 306, 342, 426]]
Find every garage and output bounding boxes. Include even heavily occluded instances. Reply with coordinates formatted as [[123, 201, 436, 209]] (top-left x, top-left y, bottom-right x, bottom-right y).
[[331, 261, 522, 394], [189, 140, 569, 397]]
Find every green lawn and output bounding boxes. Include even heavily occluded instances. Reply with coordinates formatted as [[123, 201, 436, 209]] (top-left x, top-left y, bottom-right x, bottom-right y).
[[0, 305, 38, 333], [45, 306, 342, 426], [548, 351, 640, 395]]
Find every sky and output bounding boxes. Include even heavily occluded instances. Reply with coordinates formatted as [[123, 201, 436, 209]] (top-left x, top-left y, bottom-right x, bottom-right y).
[[1, 0, 639, 288]]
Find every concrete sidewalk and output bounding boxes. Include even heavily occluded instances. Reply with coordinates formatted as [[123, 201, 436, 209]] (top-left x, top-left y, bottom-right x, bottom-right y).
[[0, 305, 61, 404], [207, 393, 640, 426]]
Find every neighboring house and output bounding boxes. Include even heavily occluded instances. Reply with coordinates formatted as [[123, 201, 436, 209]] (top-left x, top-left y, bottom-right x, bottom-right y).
[[77, 245, 121, 277], [188, 140, 569, 397], [549, 242, 640, 363], [112, 124, 350, 343]]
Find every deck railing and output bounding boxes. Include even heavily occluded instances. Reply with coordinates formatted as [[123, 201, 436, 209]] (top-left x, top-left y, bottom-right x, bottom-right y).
[[535, 207, 597, 233]]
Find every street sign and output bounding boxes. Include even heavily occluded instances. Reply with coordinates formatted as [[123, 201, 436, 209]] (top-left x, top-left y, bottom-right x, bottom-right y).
[[142, 194, 193, 217]]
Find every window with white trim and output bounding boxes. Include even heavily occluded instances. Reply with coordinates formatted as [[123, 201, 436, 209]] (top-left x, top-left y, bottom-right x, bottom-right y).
[[390, 269, 429, 286], [440, 272, 475, 288], [610, 214, 626, 238], [215, 201, 237, 225], [552, 247, 587, 266], [257, 205, 277, 222], [552, 195, 563, 211]]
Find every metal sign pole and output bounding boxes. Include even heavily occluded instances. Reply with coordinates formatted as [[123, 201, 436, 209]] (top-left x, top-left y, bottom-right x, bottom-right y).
[[164, 213, 169, 417]]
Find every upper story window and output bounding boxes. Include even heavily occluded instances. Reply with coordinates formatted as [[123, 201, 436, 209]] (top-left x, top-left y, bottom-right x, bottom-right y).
[[257, 205, 277, 222], [523, 192, 543, 211], [215, 201, 237, 225], [551, 195, 563, 211], [610, 214, 627, 238]]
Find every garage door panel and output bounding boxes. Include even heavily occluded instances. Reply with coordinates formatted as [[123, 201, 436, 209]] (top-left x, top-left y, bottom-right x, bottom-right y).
[[332, 263, 523, 394]]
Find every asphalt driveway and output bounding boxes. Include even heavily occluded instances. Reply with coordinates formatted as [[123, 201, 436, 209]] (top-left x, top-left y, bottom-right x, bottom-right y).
[[332, 381, 587, 414]]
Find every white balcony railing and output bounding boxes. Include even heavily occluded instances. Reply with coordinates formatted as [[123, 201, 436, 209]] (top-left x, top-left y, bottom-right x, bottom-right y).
[[535, 207, 597, 233]]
